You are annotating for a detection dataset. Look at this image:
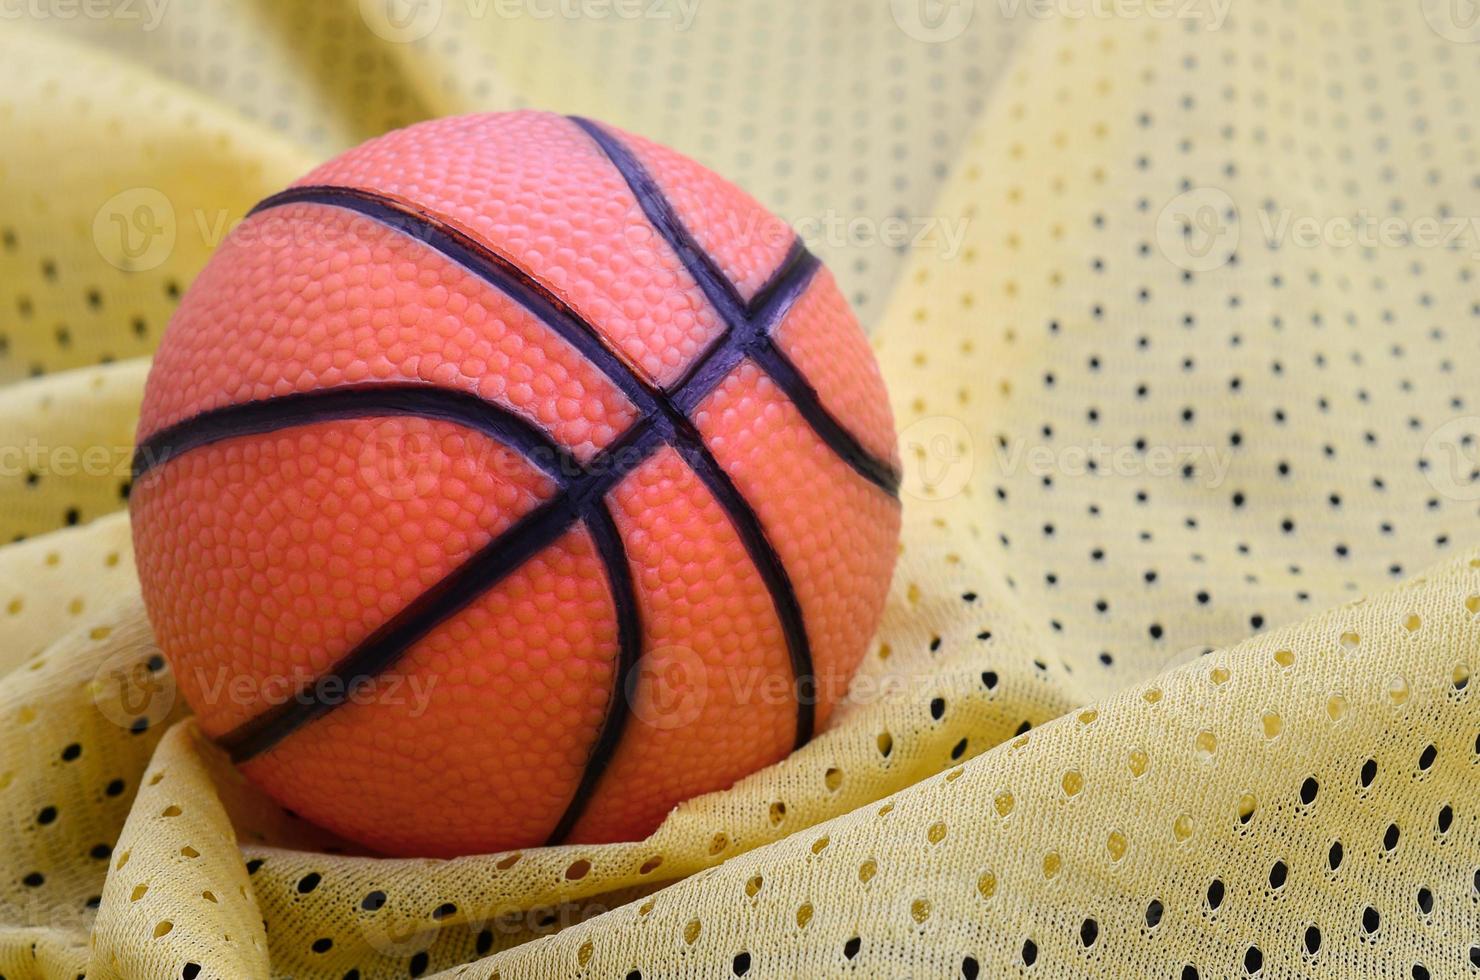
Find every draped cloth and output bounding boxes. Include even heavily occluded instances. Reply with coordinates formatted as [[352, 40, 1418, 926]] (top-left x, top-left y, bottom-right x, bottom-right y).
[[0, 1, 1477, 976]]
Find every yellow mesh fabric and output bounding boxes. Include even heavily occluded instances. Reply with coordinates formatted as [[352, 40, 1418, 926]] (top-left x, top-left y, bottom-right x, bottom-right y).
[[2, 1, 1478, 978]]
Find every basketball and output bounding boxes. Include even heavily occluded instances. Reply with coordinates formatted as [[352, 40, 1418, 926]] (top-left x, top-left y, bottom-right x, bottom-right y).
[[129, 111, 901, 858]]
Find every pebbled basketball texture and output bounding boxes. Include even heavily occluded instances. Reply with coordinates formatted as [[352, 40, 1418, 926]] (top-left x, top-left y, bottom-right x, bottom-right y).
[[130, 111, 902, 858]]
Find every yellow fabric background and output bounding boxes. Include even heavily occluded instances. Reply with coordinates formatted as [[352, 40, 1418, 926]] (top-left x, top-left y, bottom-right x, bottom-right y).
[[1, 1, 1478, 977]]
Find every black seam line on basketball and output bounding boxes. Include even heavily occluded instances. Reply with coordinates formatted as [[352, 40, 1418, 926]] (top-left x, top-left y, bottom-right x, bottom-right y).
[[567, 117, 749, 322], [129, 383, 579, 484], [213, 178, 827, 762], [663, 254, 898, 495], [219, 419, 669, 763], [546, 502, 643, 845], [260, 173, 825, 742], [218, 493, 582, 762], [248, 185, 655, 409], [569, 115, 901, 498], [667, 247, 820, 407], [568, 117, 825, 748], [750, 343, 900, 495], [671, 438, 814, 747], [749, 239, 811, 317]]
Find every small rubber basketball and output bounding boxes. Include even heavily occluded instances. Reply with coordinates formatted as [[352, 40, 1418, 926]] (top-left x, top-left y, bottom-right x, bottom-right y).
[[130, 111, 901, 858]]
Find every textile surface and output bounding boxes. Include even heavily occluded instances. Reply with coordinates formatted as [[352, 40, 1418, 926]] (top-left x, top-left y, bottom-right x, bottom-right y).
[[0, 1, 1477, 977]]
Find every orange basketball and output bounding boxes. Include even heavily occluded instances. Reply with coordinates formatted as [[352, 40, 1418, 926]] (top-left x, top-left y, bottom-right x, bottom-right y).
[[130, 111, 901, 858]]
